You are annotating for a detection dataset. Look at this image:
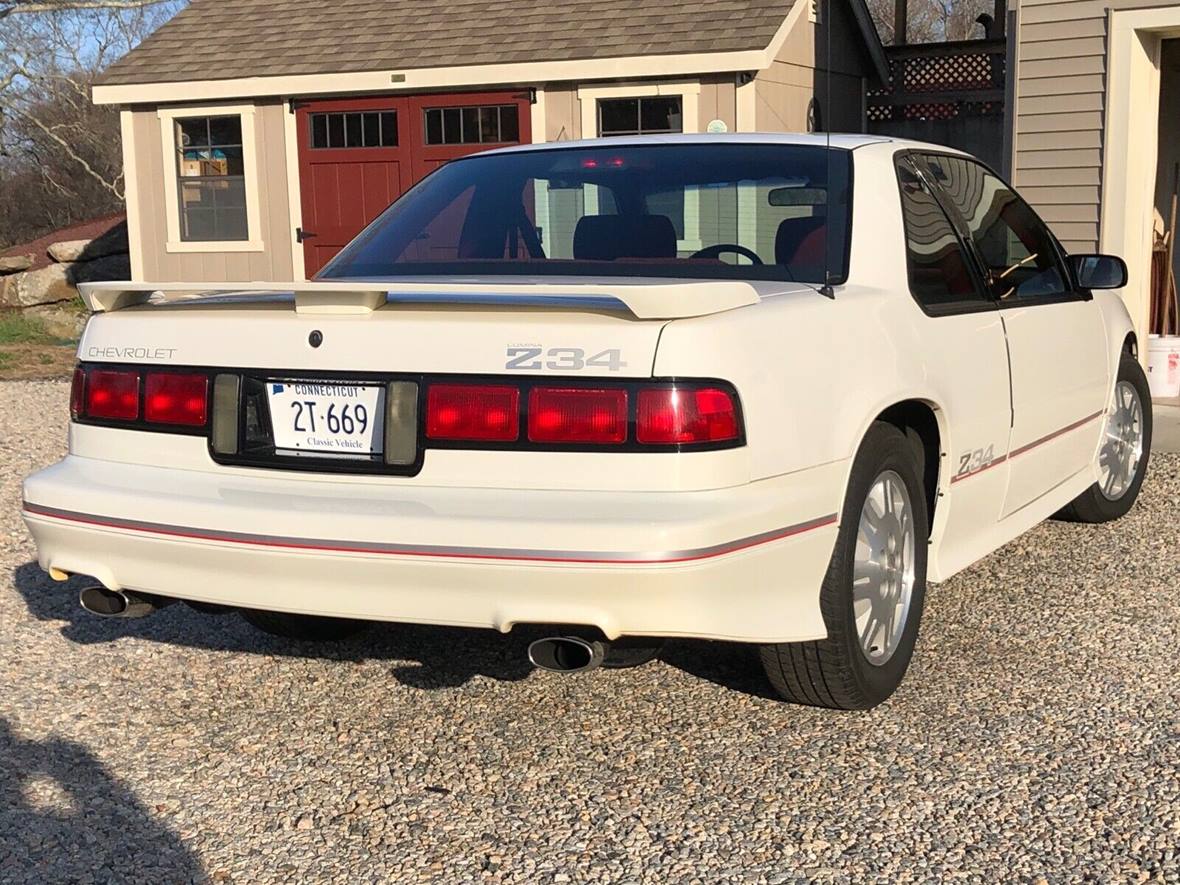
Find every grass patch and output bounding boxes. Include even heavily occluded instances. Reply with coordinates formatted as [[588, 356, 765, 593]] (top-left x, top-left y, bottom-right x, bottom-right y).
[[0, 350, 12, 369], [0, 313, 68, 345]]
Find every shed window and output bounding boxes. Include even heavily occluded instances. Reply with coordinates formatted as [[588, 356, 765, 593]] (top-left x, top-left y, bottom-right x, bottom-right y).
[[310, 111, 398, 149], [424, 105, 520, 145], [175, 115, 248, 242], [597, 97, 683, 137]]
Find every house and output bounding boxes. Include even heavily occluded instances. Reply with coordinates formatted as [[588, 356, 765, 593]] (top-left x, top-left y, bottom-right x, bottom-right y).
[[1008, 5, 1180, 351], [93, 0, 887, 283]]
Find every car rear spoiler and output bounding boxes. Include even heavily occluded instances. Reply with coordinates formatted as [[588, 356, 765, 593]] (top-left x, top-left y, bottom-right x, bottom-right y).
[[77, 280, 761, 320]]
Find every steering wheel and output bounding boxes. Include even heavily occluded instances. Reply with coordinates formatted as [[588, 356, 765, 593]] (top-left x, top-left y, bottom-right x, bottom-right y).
[[690, 244, 763, 265]]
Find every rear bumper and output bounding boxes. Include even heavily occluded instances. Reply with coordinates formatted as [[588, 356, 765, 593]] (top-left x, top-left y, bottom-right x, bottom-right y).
[[21, 456, 845, 643]]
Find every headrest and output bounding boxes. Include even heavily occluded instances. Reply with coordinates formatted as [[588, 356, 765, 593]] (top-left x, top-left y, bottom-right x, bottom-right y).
[[775, 216, 828, 269], [573, 214, 677, 261]]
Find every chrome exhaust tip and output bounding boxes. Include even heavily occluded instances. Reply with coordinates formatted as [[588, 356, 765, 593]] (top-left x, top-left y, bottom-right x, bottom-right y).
[[79, 586, 162, 619], [527, 636, 608, 674]]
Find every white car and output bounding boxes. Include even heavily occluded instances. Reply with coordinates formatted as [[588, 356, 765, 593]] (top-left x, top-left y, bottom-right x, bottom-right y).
[[21, 135, 1152, 709]]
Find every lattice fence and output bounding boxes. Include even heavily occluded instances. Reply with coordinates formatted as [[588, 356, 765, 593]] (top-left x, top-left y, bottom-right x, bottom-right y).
[[868, 38, 1007, 123]]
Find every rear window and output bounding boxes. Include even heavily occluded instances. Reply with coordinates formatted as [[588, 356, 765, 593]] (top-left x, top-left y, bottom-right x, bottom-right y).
[[318, 143, 852, 285]]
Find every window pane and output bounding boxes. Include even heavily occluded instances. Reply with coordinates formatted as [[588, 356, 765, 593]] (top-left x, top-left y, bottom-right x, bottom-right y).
[[177, 117, 209, 148], [381, 111, 399, 146], [311, 114, 328, 149], [640, 97, 682, 133], [919, 155, 1068, 301], [207, 116, 242, 147], [499, 105, 519, 142], [327, 113, 345, 148], [425, 109, 443, 145], [345, 113, 363, 148], [211, 177, 246, 208], [215, 207, 249, 240], [460, 106, 479, 143], [442, 107, 461, 144], [218, 146, 244, 176], [179, 179, 248, 242], [897, 161, 984, 308], [361, 112, 380, 147], [478, 106, 499, 142], [599, 98, 638, 136]]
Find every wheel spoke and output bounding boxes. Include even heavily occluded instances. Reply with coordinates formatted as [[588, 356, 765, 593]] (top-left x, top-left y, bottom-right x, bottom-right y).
[[853, 470, 917, 666]]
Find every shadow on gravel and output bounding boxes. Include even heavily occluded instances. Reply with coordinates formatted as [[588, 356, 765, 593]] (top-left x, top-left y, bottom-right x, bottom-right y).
[[12, 562, 535, 688], [0, 717, 202, 883], [12, 562, 772, 697]]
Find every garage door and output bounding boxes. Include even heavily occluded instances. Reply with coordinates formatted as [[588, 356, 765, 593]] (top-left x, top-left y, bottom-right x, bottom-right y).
[[295, 91, 532, 277]]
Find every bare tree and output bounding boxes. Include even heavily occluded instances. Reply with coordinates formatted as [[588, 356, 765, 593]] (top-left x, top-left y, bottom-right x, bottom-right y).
[[0, 1, 167, 20], [0, 0, 181, 245], [868, 0, 993, 43]]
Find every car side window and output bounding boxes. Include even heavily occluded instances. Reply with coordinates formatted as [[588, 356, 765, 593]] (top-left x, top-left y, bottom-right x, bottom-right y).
[[917, 154, 1070, 303], [895, 158, 989, 312]]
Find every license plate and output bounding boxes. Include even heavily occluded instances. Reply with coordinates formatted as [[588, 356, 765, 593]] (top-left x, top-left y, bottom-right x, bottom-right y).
[[267, 381, 385, 456]]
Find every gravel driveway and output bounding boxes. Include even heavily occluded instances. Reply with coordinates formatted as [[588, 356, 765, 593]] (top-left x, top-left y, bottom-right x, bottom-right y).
[[2, 380, 1177, 884]]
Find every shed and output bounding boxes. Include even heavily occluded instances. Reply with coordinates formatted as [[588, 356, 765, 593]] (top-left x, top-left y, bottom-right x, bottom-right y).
[[93, 0, 886, 281]]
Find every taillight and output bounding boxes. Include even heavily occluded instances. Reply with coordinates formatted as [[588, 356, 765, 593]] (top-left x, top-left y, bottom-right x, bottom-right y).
[[70, 367, 85, 419], [528, 387, 628, 444], [426, 384, 519, 441], [145, 373, 208, 426], [637, 387, 740, 444], [86, 369, 140, 420]]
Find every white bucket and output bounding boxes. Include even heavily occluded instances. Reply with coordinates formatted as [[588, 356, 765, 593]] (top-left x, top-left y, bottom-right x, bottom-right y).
[[1147, 335, 1180, 399]]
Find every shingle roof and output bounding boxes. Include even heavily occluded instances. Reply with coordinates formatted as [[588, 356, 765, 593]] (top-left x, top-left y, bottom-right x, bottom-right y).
[[98, 0, 797, 86]]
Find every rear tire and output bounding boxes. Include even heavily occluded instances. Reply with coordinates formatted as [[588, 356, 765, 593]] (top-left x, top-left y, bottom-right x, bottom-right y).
[[240, 609, 368, 641], [760, 422, 929, 710], [1055, 353, 1152, 524]]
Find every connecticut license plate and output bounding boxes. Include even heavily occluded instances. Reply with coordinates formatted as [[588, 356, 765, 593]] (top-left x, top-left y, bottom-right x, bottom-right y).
[[267, 381, 385, 456]]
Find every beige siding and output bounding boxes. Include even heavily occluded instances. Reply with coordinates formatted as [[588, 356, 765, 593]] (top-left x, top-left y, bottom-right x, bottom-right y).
[[1012, 0, 1177, 252], [129, 100, 294, 283], [543, 83, 581, 141], [753, 4, 867, 134], [698, 75, 737, 131]]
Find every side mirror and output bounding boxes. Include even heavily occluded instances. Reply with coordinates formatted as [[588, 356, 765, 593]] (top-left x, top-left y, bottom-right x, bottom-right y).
[[1072, 254, 1127, 290]]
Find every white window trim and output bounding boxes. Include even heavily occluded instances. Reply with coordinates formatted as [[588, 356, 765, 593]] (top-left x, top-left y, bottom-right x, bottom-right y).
[[157, 104, 264, 253], [576, 81, 703, 252]]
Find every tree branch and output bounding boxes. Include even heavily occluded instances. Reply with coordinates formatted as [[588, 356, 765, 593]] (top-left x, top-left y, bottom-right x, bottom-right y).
[[0, 0, 168, 19], [7, 104, 125, 200]]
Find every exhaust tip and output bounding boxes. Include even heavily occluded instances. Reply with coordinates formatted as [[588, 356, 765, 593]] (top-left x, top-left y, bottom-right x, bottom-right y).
[[79, 586, 128, 617], [79, 586, 162, 619], [527, 636, 607, 674]]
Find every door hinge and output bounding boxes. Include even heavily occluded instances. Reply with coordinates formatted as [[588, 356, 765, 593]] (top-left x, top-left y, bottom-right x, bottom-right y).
[[295, 227, 316, 243], [288, 98, 309, 115]]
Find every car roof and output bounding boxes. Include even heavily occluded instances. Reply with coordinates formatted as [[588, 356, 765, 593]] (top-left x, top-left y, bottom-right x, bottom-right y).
[[485, 132, 970, 157]]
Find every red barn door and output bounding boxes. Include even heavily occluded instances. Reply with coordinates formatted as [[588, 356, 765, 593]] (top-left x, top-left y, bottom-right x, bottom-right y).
[[296, 91, 531, 277]]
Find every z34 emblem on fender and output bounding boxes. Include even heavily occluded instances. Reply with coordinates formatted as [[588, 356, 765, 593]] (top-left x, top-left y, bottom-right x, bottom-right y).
[[505, 346, 627, 372], [955, 444, 997, 479]]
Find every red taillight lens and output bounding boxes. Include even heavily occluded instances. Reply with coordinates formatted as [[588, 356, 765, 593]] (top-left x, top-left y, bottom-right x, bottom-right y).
[[86, 369, 140, 420], [426, 384, 519, 441], [637, 387, 740, 445], [145, 373, 208, 426], [528, 387, 628, 444], [70, 367, 85, 419]]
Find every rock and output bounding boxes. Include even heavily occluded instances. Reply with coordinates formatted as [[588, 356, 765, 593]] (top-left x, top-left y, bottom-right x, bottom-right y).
[[0, 254, 33, 274], [46, 222, 128, 263], [0, 273, 17, 307], [12, 263, 73, 307], [26, 303, 88, 339], [67, 253, 132, 285], [46, 240, 91, 263]]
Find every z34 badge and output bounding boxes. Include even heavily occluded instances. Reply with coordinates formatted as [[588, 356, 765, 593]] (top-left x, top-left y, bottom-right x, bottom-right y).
[[505, 346, 627, 372]]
